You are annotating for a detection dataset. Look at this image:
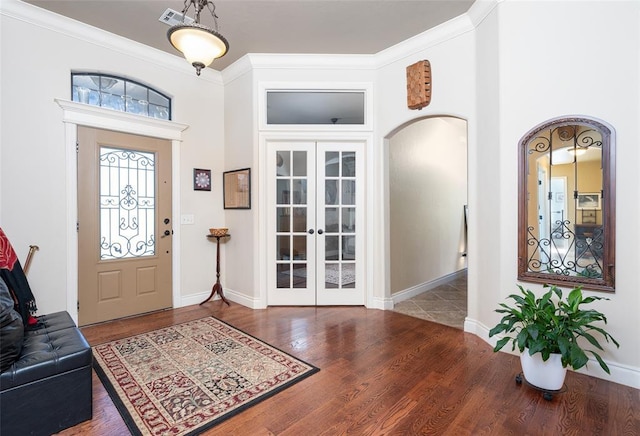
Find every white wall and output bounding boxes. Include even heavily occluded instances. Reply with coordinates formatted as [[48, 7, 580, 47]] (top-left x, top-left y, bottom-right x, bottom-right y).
[[222, 59, 377, 308], [375, 0, 639, 387], [2, 0, 638, 388], [469, 0, 500, 332], [222, 66, 257, 305], [473, 0, 640, 387], [375, 15, 477, 306], [388, 117, 467, 294], [0, 1, 226, 314]]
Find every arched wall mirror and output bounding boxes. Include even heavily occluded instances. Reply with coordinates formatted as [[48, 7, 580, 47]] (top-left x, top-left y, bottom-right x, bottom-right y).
[[518, 116, 615, 292]]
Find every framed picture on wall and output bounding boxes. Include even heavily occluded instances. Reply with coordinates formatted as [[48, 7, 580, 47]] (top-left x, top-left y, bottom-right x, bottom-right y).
[[576, 192, 601, 210], [223, 168, 251, 209], [581, 209, 597, 224], [193, 168, 211, 191]]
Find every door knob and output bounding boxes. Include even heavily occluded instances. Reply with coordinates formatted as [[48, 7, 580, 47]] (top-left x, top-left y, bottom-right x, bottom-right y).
[[317, 229, 324, 235], [161, 230, 172, 238], [164, 218, 170, 224], [308, 229, 314, 234]]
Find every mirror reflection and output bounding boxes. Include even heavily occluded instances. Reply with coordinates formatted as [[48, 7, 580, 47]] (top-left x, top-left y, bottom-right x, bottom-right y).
[[518, 117, 615, 291]]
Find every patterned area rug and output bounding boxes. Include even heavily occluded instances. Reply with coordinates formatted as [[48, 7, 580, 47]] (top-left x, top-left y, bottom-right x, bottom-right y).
[[93, 316, 319, 436], [290, 263, 356, 285]]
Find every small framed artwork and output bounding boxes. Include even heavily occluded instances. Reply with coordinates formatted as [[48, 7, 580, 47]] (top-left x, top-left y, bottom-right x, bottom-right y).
[[193, 169, 211, 191], [576, 192, 601, 210], [223, 168, 251, 209], [581, 209, 597, 224]]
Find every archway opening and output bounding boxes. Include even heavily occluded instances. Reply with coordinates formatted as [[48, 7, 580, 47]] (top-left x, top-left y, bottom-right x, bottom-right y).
[[387, 116, 468, 328]]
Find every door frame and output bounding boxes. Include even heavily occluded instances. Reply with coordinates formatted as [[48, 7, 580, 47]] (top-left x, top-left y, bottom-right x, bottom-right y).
[[56, 99, 188, 325], [258, 131, 374, 308]]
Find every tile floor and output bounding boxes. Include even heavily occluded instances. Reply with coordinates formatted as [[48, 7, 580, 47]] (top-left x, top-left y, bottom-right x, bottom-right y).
[[392, 271, 468, 329]]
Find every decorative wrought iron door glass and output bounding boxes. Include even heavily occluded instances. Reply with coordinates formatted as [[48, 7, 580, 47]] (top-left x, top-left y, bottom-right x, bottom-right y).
[[100, 147, 156, 259]]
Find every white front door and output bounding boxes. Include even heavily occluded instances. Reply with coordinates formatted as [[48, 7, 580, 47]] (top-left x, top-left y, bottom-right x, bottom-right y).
[[267, 140, 365, 305]]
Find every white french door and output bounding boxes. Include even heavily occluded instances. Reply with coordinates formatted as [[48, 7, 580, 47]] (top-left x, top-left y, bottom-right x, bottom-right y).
[[267, 140, 365, 305]]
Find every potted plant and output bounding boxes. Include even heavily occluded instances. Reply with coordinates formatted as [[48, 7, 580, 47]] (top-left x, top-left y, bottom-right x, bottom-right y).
[[489, 284, 619, 391]]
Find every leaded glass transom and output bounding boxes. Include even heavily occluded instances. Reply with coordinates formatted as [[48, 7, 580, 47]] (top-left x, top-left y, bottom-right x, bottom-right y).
[[72, 73, 171, 120]]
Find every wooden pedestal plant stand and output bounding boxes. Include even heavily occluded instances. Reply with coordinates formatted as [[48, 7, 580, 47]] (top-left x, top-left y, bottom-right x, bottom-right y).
[[201, 229, 230, 306]]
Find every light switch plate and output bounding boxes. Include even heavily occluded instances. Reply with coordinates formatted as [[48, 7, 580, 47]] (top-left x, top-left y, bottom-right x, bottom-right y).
[[181, 214, 195, 225]]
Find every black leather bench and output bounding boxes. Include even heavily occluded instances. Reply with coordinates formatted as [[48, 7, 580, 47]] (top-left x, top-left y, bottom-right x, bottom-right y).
[[0, 311, 92, 436]]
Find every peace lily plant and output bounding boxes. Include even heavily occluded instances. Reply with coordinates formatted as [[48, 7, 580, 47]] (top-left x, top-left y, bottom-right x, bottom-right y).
[[489, 284, 619, 376]]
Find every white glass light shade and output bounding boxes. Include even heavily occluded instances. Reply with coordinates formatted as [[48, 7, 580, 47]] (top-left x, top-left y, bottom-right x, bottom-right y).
[[566, 147, 587, 156], [551, 146, 589, 165], [168, 23, 229, 73]]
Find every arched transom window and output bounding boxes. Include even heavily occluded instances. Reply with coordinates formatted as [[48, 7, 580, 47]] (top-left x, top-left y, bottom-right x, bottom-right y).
[[71, 73, 171, 120]]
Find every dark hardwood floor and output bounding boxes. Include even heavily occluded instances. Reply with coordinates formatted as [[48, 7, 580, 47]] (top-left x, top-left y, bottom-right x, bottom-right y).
[[59, 303, 639, 435]]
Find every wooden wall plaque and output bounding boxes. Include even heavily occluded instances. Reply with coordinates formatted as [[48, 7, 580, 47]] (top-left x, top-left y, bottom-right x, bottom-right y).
[[406, 60, 432, 110]]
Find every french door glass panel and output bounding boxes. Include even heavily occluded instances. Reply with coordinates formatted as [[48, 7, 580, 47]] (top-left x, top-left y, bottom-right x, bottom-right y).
[[316, 144, 361, 301], [273, 144, 316, 304]]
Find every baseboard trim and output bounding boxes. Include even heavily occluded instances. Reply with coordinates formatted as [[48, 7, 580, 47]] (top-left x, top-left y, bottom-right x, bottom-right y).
[[369, 296, 393, 310], [391, 269, 467, 305], [465, 317, 640, 389], [179, 288, 263, 310]]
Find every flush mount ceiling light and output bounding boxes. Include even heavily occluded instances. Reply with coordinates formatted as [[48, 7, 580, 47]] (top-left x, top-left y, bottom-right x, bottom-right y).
[[167, 0, 229, 76]]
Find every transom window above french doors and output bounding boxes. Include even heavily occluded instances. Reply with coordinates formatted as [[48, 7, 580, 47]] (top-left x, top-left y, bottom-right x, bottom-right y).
[[258, 84, 373, 131]]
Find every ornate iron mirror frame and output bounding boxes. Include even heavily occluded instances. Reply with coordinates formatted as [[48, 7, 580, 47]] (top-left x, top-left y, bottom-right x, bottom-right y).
[[517, 116, 616, 292]]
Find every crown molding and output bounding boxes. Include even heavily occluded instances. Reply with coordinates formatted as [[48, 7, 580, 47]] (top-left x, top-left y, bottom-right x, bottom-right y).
[[247, 53, 376, 70], [2, 0, 500, 85], [223, 1, 500, 77], [221, 53, 376, 85], [0, 0, 223, 84], [466, 0, 501, 28], [374, 14, 475, 69], [220, 55, 254, 84], [365, 0, 498, 69]]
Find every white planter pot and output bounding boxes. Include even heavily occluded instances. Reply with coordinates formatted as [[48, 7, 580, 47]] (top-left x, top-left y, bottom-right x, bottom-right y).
[[520, 349, 567, 391]]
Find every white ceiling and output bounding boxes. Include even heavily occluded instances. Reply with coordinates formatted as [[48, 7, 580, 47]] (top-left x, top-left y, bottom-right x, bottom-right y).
[[24, 0, 474, 71]]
